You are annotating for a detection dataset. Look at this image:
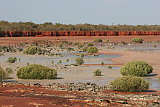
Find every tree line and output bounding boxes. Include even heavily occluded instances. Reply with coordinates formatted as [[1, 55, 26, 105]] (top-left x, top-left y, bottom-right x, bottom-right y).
[[0, 21, 160, 31]]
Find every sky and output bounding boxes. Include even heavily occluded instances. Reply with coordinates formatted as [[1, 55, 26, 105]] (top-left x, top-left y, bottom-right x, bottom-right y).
[[0, 0, 160, 25]]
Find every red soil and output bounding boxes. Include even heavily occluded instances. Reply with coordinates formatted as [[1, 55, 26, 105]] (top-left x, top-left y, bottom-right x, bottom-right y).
[[0, 36, 160, 46]]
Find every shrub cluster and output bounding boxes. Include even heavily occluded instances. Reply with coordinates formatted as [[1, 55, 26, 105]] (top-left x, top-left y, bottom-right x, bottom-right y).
[[23, 46, 41, 55], [7, 57, 17, 63], [0, 66, 8, 81], [131, 37, 143, 43], [87, 43, 94, 46], [82, 46, 89, 52], [120, 60, 153, 77], [93, 69, 102, 76], [5, 67, 13, 74], [75, 57, 84, 65], [17, 64, 57, 79], [93, 38, 103, 42], [110, 76, 149, 92], [86, 47, 98, 53]]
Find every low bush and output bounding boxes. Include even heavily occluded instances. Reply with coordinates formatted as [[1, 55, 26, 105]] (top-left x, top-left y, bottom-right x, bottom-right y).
[[87, 46, 98, 53], [5, 67, 13, 74], [23, 46, 41, 55], [105, 40, 110, 44], [87, 43, 94, 46], [93, 69, 102, 76], [110, 76, 149, 92], [101, 62, 104, 65], [108, 66, 112, 69], [131, 37, 143, 43], [120, 60, 153, 77], [0, 66, 8, 81], [7, 57, 17, 63], [82, 46, 88, 52], [94, 38, 103, 42], [75, 57, 84, 65], [17, 64, 57, 79], [80, 53, 85, 58]]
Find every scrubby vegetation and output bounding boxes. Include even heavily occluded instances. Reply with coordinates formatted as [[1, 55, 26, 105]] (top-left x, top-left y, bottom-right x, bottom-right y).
[[110, 76, 149, 92], [131, 37, 143, 43], [5, 67, 13, 74], [75, 57, 84, 65], [101, 62, 104, 65], [93, 69, 102, 76], [2, 21, 160, 31], [0, 66, 8, 81], [93, 38, 103, 42], [23, 46, 41, 55], [82, 47, 89, 52], [87, 47, 98, 53], [7, 57, 17, 63], [108, 66, 112, 69], [80, 54, 85, 58], [120, 60, 153, 77], [17, 64, 57, 79], [87, 43, 94, 46]]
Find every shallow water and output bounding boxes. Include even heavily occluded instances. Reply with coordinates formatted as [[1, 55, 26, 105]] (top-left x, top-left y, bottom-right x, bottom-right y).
[[0, 52, 121, 65], [1, 52, 160, 90]]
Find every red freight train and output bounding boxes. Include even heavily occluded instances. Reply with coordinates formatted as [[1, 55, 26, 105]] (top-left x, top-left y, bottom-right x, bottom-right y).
[[0, 31, 160, 37]]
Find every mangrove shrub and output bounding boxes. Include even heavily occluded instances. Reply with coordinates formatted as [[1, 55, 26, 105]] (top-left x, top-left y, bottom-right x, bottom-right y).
[[120, 60, 153, 77], [0, 66, 8, 81], [131, 37, 143, 43], [7, 57, 17, 63], [23, 46, 41, 55], [110, 76, 149, 92], [75, 57, 84, 65], [17, 64, 57, 79], [87, 47, 98, 53]]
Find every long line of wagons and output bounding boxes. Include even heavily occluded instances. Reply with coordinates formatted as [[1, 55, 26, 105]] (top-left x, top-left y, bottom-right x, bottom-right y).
[[0, 31, 160, 37]]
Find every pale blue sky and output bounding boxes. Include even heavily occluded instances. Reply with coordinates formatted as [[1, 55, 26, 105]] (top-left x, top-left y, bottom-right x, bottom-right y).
[[0, 0, 160, 25]]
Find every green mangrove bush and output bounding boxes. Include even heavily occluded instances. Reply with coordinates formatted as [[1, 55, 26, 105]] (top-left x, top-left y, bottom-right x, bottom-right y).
[[131, 37, 143, 43], [23, 46, 41, 55], [17, 64, 57, 79], [75, 57, 84, 65], [110, 76, 149, 92], [93, 38, 103, 42], [7, 57, 17, 63], [120, 60, 153, 77], [0, 66, 8, 81], [87, 46, 98, 53], [93, 69, 102, 76]]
